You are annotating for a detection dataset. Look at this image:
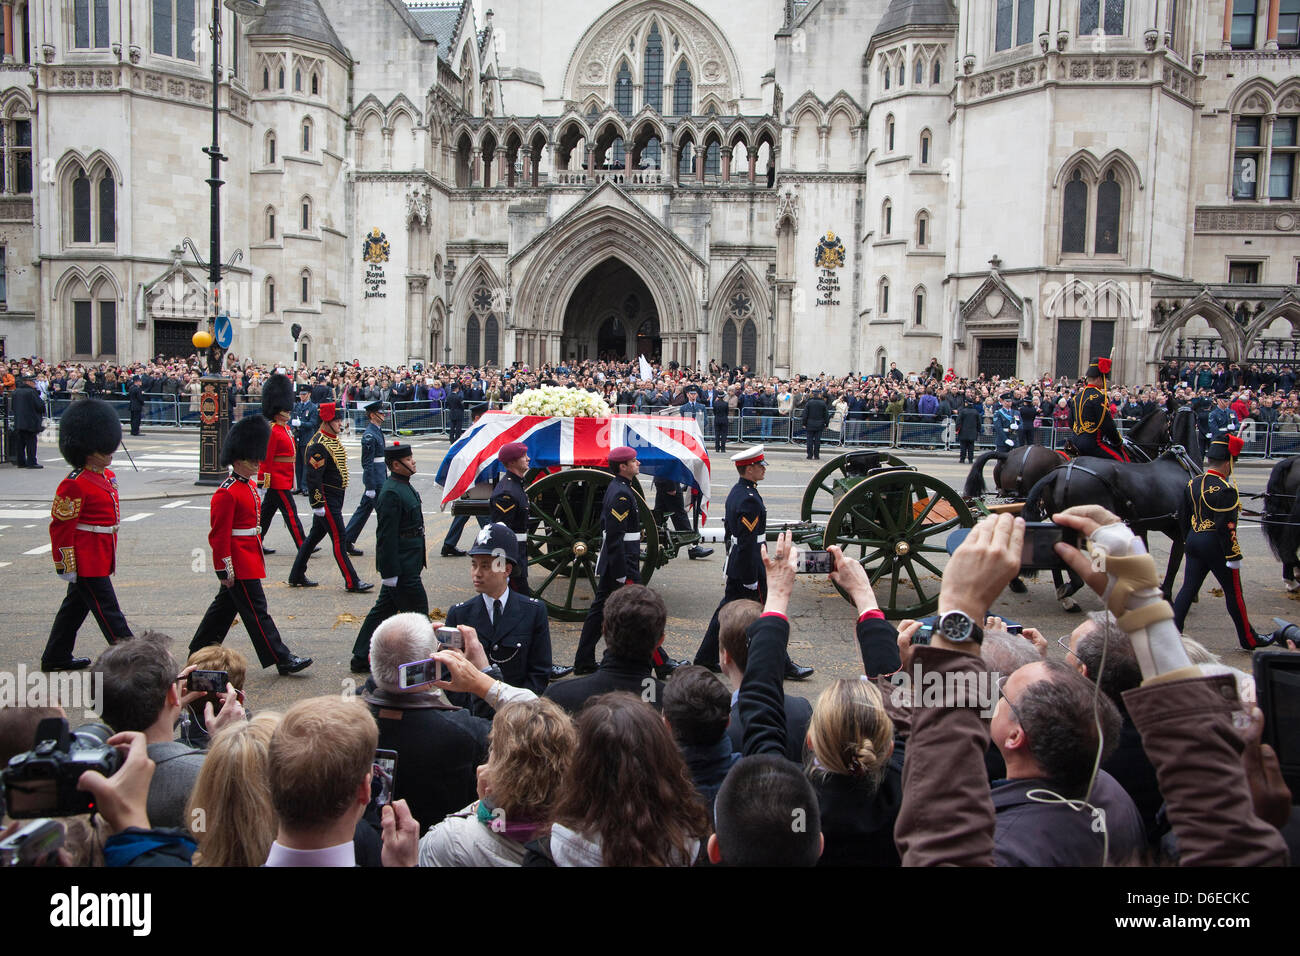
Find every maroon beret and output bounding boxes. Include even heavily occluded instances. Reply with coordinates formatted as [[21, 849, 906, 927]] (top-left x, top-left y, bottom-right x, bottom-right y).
[[498, 442, 528, 464], [608, 446, 637, 465]]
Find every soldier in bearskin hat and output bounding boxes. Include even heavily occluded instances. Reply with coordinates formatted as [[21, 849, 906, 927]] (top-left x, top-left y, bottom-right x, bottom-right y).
[[256, 373, 306, 555], [42, 399, 132, 671], [191, 414, 311, 673]]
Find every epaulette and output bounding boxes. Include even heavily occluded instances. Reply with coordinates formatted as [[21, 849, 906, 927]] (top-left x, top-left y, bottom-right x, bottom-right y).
[[68, 468, 83, 479], [219, 476, 237, 490]]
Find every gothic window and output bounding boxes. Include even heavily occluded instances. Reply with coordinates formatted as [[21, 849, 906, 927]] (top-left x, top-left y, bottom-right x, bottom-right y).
[[996, 0, 1034, 50], [883, 62, 890, 90], [266, 131, 276, 165], [278, 67, 285, 89], [916, 211, 929, 247], [68, 162, 115, 245], [1269, 116, 1298, 200], [919, 130, 931, 165], [644, 24, 664, 112], [1, 118, 33, 194], [71, 280, 118, 358], [678, 140, 694, 180], [1095, 168, 1120, 253], [915, 58, 924, 84], [72, 167, 90, 242], [615, 60, 633, 116], [740, 319, 757, 371], [484, 314, 499, 366], [886, 115, 895, 151], [705, 141, 720, 178], [301, 117, 312, 153], [1062, 168, 1088, 253], [97, 172, 114, 243], [74, 0, 110, 49], [294, 69, 302, 92], [262, 67, 269, 90], [933, 59, 941, 84], [879, 277, 890, 315], [1080, 0, 1125, 35], [311, 71, 320, 95], [673, 61, 692, 115], [265, 277, 275, 315], [1230, 0, 1257, 48], [898, 62, 905, 85], [266, 206, 275, 240], [152, 0, 195, 60], [914, 287, 926, 327], [1281, 0, 1300, 48], [465, 314, 481, 366], [300, 269, 311, 304], [1234, 116, 1262, 199], [882, 199, 892, 235], [721, 319, 737, 366], [300, 196, 311, 231]]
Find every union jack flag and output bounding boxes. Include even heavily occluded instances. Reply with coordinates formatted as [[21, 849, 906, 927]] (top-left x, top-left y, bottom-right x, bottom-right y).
[[434, 412, 712, 518]]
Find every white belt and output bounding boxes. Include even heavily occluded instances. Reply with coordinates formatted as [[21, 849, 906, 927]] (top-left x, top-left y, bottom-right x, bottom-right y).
[[231, 528, 261, 537], [622, 532, 640, 542], [515, 533, 528, 542], [76, 523, 118, 534]]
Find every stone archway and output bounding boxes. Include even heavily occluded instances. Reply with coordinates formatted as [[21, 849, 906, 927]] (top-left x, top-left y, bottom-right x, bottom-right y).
[[561, 258, 659, 362]]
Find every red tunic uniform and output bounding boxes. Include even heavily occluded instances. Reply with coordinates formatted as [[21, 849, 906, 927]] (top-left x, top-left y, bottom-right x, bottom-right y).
[[258, 422, 297, 491], [210, 474, 266, 580], [49, 467, 120, 578]]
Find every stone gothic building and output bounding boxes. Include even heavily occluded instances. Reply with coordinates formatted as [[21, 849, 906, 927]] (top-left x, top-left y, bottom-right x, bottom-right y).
[[0, 0, 1296, 379]]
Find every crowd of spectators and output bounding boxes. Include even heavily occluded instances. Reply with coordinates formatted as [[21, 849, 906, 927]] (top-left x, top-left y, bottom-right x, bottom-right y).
[[2, 503, 1295, 868]]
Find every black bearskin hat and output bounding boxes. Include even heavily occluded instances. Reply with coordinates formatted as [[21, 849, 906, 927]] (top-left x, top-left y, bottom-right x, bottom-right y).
[[221, 413, 272, 467], [261, 373, 295, 418], [59, 399, 122, 468]]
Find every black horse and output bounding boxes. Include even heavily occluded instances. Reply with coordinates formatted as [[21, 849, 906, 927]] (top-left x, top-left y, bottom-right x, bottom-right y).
[[1021, 447, 1200, 603], [1263, 455, 1300, 592]]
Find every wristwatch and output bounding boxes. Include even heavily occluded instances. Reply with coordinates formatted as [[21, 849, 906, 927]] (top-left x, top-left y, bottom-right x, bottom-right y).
[[937, 610, 985, 646]]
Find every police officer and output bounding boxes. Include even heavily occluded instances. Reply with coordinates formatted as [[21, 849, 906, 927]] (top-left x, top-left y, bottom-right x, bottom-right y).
[[42, 399, 133, 671], [1207, 394, 1240, 445], [992, 393, 1021, 450], [490, 441, 532, 594], [572, 447, 689, 679], [350, 441, 429, 672], [257, 374, 306, 555], [291, 383, 317, 494], [692, 446, 814, 680], [652, 474, 713, 560], [1071, 357, 1129, 461], [1172, 434, 1273, 650], [190, 414, 311, 674], [343, 400, 387, 556], [127, 375, 145, 436], [288, 402, 373, 592]]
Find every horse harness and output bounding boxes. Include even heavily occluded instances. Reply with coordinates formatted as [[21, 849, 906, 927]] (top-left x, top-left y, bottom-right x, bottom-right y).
[[1057, 445, 1200, 529]]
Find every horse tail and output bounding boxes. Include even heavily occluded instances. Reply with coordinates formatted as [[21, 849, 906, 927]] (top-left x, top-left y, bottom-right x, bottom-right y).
[[1263, 457, 1300, 567], [963, 450, 1008, 497], [1022, 470, 1057, 522]]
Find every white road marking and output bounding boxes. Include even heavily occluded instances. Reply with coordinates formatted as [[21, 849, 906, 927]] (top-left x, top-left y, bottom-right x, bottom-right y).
[[0, 562, 10, 568], [162, 500, 191, 509], [23, 544, 51, 555], [23, 524, 35, 528], [121, 513, 153, 522]]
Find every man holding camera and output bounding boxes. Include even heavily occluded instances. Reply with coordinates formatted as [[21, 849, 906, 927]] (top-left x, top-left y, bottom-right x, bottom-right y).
[[190, 413, 312, 675], [350, 441, 430, 673]]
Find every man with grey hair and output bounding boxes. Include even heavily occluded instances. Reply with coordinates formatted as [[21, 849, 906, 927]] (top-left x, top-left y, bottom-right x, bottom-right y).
[[362, 613, 533, 835]]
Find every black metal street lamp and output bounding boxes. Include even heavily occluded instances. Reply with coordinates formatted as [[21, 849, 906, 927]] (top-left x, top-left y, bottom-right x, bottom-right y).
[[189, 0, 265, 485]]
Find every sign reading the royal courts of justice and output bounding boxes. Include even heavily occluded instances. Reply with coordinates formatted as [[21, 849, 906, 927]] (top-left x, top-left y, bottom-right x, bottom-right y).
[[362, 228, 390, 300], [814, 231, 844, 307]]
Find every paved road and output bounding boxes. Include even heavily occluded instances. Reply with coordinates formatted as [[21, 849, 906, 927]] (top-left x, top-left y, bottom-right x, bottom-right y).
[[2, 430, 1294, 718]]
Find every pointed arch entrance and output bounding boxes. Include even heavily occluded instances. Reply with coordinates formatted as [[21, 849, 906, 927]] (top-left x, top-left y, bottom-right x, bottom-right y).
[[562, 258, 661, 362]]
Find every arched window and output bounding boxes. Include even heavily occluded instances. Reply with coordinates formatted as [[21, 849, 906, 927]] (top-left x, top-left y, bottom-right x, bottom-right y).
[[1095, 168, 1121, 253], [278, 66, 285, 89], [721, 319, 737, 366], [614, 60, 633, 116], [914, 287, 926, 326], [311, 72, 320, 96], [294, 69, 302, 92], [898, 62, 905, 85], [152, 0, 196, 59], [919, 130, 931, 165], [266, 132, 276, 165], [644, 24, 664, 112], [97, 171, 115, 243], [673, 61, 692, 115], [879, 277, 891, 315], [1061, 168, 1088, 253], [265, 277, 275, 314], [883, 63, 890, 90], [72, 166, 91, 243], [262, 67, 269, 90], [484, 314, 499, 366], [996, 0, 1036, 49], [886, 115, 895, 151], [933, 59, 941, 84], [266, 206, 276, 239], [678, 140, 695, 180], [916, 211, 929, 247], [465, 314, 481, 366], [882, 198, 893, 236], [1080, 0, 1125, 36], [705, 140, 721, 178], [301, 117, 312, 153], [740, 319, 757, 371], [300, 196, 312, 231], [300, 269, 311, 304], [915, 58, 924, 84]]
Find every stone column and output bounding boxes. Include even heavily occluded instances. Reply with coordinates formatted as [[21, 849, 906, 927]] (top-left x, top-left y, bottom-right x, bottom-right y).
[[774, 281, 794, 377], [585, 145, 594, 182], [1223, 0, 1234, 47], [382, 129, 393, 171], [1265, 0, 1281, 48], [2, 3, 13, 61], [721, 148, 731, 184], [471, 148, 482, 185], [696, 150, 705, 183], [748, 151, 757, 184], [817, 125, 829, 172]]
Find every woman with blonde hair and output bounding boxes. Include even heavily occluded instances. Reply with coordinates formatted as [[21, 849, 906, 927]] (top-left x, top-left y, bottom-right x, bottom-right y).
[[185, 712, 281, 867], [805, 677, 903, 866], [419, 698, 576, 866]]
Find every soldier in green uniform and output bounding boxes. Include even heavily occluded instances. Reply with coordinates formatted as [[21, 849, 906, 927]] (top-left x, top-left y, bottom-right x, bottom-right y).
[[350, 441, 428, 672]]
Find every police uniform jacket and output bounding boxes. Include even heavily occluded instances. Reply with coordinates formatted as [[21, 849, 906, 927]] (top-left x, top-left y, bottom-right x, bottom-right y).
[[992, 406, 1021, 447], [304, 430, 349, 508], [724, 477, 765, 586], [596, 475, 641, 580], [1207, 406, 1240, 441], [445, 591, 552, 696], [210, 473, 266, 581], [291, 399, 318, 438], [360, 421, 386, 492], [257, 422, 297, 491], [1182, 469, 1243, 562], [375, 473, 426, 581], [50, 466, 120, 577]]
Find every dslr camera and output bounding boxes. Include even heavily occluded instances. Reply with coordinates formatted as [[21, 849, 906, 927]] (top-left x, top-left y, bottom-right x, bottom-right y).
[[2, 718, 121, 819]]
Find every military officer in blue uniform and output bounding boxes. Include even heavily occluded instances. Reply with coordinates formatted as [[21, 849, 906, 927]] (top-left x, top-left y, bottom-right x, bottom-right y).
[[344, 400, 387, 555], [1207, 394, 1240, 445], [692, 446, 813, 680], [490, 441, 532, 595], [1172, 433, 1274, 650], [992, 393, 1021, 450], [291, 384, 318, 494]]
